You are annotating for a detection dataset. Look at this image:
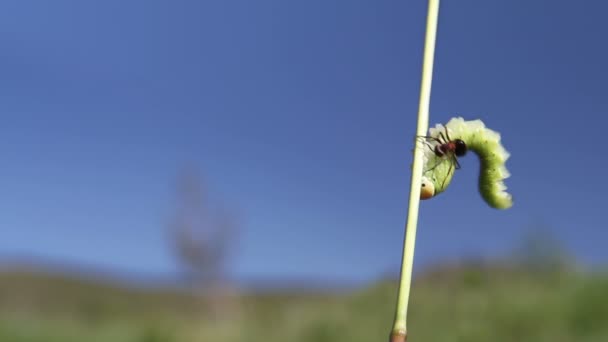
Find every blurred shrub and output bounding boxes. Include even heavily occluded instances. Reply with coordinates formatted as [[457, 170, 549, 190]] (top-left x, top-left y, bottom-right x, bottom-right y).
[[137, 326, 176, 342], [568, 276, 608, 336]]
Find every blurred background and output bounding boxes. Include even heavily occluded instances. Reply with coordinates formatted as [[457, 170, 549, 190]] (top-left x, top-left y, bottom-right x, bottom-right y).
[[1, 1, 607, 341]]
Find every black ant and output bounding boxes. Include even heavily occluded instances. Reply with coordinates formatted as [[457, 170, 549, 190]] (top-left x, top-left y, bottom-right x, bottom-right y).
[[416, 125, 468, 188]]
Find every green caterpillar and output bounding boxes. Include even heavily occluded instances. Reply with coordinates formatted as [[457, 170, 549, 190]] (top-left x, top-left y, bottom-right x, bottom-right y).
[[419, 117, 513, 209]]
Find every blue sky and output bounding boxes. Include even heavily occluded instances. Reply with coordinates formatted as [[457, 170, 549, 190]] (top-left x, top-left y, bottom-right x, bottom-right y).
[[0, 0, 606, 286]]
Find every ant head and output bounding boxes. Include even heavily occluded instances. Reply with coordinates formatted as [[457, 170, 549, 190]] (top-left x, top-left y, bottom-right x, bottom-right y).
[[454, 139, 467, 157]]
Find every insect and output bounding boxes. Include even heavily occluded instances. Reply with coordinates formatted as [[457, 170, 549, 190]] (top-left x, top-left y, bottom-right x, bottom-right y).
[[417, 124, 468, 189]]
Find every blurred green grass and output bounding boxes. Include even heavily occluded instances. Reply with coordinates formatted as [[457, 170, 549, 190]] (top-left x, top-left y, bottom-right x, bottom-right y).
[[1, 263, 607, 342]]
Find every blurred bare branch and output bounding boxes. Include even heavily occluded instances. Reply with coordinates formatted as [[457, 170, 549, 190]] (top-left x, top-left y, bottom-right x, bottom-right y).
[[168, 166, 239, 319]]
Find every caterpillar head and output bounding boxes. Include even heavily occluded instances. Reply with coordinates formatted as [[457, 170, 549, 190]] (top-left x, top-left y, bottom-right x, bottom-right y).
[[420, 176, 435, 200]]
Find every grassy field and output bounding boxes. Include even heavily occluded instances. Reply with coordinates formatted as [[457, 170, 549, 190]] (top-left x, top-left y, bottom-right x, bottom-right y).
[[0, 262, 607, 342]]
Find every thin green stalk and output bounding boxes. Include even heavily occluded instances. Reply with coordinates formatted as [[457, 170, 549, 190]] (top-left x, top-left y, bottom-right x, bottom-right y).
[[390, 1, 441, 341]]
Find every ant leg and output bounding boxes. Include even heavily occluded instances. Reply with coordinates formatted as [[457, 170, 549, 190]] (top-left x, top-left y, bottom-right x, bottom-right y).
[[423, 141, 435, 153], [416, 135, 442, 144], [438, 131, 448, 144], [441, 162, 454, 190], [444, 125, 452, 142], [425, 161, 441, 173], [415, 136, 440, 153], [453, 155, 461, 170], [424, 157, 447, 173]]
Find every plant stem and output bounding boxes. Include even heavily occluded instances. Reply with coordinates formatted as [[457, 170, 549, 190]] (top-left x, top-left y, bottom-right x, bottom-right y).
[[390, 1, 441, 341]]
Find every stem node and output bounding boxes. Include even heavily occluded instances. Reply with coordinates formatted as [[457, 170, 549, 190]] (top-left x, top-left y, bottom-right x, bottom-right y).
[[389, 330, 407, 342]]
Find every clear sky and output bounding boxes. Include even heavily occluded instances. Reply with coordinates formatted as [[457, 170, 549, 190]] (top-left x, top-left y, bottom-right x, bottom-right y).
[[0, 0, 606, 286]]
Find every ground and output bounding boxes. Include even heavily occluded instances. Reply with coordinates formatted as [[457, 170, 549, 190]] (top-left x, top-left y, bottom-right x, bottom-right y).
[[0, 262, 607, 342]]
